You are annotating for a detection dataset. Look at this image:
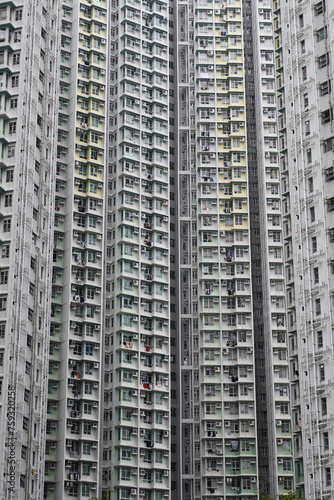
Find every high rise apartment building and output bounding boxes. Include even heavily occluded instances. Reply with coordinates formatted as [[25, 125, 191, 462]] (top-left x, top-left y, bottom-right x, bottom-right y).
[[1, 0, 333, 499], [276, 0, 334, 498], [103, 0, 171, 498], [170, 0, 293, 498], [45, 1, 108, 499], [101, 0, 293, 498], [0, 1, 60, 499]]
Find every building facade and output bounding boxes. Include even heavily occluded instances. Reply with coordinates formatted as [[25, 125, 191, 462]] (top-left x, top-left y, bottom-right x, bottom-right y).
[[171, 0, 293, 498], [102, 0, 293, 498], [0, 1, 60, 499], [44, 0, 108, 499], [103, 0, 172, 497], [277, 0, 334, 498], [2, 0, 334, 499]]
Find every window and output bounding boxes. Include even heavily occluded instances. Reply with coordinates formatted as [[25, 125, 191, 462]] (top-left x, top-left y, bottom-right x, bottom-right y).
[[313, 329, 322, 351], [324, 138, 333, 153], [82, 484, 90, 497], [315, 1, 325, 16], [82, 442, 91, 455], [312, 237, 317, 253], [13, 52, 20, 65], [82, 464, 90, 476], [2, 245, 9, 258], [84, 403, 92, 415], [7, 145, 15, 158], [11, 75, 19, 88], [8, 121, 16, 134], [321, 397, 327, 416], [4, 194, 12, 207], [3, 219, 11, 232], [314, 267, 319, 284], [322, 109, 331, 124], [318, 54, 328, 68], [91, 116, 99, 127], [281, 421, 290, 433], [205, 403, 216, 415], [280, 403, 289, 415], [90, 182, 97, 194], [305, 151, 312, 166], [326, 467, 331, 486], [10, 99, 17, 110], [284, 478, 292, 491], [317, 27, 327, 41], [320, 81, 330, 96], [0, 270, 8, 284], [22, 417, 28, 431], [327, 198, 334, 212], [315, 298, 321, 316], [303, 94, 308, 109]]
